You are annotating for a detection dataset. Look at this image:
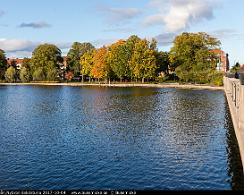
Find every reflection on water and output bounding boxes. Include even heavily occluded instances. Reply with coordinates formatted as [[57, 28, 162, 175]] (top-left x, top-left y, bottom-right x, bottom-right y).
[[0, 86, 243, 190]]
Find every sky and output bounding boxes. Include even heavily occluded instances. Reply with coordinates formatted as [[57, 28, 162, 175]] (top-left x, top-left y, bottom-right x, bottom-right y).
[[0, 0, 244, 66]]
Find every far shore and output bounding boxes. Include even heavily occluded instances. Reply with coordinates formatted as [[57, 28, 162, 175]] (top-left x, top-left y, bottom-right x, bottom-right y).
[[0, 82, 224, 91]]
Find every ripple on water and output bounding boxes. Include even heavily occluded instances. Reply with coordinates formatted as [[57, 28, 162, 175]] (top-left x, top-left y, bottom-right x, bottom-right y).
[[0, 86, 244, 190]]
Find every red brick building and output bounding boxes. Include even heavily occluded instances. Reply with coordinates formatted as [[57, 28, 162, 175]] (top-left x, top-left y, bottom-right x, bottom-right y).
[[7, 58, 24, 70], [209, 49, 229, 73]]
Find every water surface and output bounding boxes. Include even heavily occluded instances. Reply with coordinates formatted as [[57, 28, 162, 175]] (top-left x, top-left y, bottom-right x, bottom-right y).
[[0, 86, 243, 190]]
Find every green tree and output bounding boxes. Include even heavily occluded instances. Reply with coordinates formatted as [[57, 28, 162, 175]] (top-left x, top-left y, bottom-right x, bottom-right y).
[[5, 66, 16, 83], [46, 68, 58, 81], [21, 58, 32, 69], [0, 49, 7, 80], [156, 51, 170, 75], [20, 58, 32, 81], [125, 35, 141, 79], [230, 62, 241, 73], [169, 32, 221, 83], [131, 39, 157, 82], [19, 67, 31, 82], [32, 67, 45, 81], [107, 40, 130, 81], [67, 42, 95, 76], [31, 44, 62, 81]]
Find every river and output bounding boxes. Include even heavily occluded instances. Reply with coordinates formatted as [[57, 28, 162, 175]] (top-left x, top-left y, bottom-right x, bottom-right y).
[[0, 86, 243, 190]]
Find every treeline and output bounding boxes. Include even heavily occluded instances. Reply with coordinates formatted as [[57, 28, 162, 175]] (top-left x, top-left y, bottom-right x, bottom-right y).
[[0, 32, 225, 85]]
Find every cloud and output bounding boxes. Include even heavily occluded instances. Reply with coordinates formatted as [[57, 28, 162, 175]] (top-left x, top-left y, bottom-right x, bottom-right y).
[[91, 38, 117, 47], [18, 21, 51, 29], [210, 29, 244, 40], [0, 39, 38, 52], [145, 0, 219, 32], [98, 6, 141, 24], [0, 38, 72, 58], [155, 32, 177, 46]]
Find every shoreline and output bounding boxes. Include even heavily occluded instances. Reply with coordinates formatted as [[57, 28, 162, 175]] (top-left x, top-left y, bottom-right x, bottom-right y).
[[0, 82, 224, 91]]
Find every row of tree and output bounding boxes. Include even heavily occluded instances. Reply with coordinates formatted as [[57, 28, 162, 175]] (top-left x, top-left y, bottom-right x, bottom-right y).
[[0, 32, 224, 85]]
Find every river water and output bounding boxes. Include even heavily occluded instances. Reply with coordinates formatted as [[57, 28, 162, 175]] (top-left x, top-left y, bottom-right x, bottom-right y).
[[0, 86, 244, 190]]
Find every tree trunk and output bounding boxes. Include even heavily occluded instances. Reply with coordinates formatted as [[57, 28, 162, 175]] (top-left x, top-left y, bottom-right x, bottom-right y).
[[142, 78, 145, 83]]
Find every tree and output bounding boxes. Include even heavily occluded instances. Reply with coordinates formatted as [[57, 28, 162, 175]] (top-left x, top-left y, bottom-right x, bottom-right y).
[[91, 46, 110, 81], [32, 67, 45, 81], [131, 39, 157, 82], [169, 32, 221, 83], [19, 67, 31, 82], [80, 50, 95, 82], [156, 51, 170, 75], [67, 42, 95, 76], [107, 40, 130, 81], [0, 49, 7, 80], [230, 62, 241, 73], [65, 71, 74, 81], [5, 66, 16, 83], [21, 58, 32, 69], [125, 35, 141, 79], [31, 44, 62, 81], [20, 58, 32, 81], [46, 68, 58, 81]]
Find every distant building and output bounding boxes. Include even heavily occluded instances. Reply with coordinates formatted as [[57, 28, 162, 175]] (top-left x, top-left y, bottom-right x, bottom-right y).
[[7, 57, 68, 72], [209, 49, 229, 73], [7, 58, 25, 70]]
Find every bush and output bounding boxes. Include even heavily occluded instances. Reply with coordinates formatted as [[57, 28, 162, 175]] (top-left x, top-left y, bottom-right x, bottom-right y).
[[210, 71, 224, 86]]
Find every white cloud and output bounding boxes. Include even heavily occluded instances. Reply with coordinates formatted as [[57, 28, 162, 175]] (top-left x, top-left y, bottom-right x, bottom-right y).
[[0, 38, 38, 52], [145, 0, 219, 32], [0, 38, 72, 58]]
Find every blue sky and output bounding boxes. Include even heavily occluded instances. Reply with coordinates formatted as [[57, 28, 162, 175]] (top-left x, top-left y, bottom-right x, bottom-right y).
[[0, 0, 244, 66]]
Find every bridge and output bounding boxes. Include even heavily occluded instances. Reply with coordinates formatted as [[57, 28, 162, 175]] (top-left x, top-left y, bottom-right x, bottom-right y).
[[224, 77, 244, 173]]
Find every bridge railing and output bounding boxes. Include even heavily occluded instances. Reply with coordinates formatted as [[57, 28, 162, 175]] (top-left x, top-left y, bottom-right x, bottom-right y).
[[224, 77, 244, 131]]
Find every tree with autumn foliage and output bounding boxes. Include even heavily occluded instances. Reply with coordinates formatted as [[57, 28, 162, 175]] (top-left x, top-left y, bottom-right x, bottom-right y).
[[67, 42, 95, 76], [65, 71, 74, 81], [91, 46, 111, 81], [80, 49, 95, 82]]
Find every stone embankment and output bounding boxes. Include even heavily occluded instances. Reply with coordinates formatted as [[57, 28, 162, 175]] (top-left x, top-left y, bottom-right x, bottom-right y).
[[0, 82, 224, 90], [224, 77, 244, 173]]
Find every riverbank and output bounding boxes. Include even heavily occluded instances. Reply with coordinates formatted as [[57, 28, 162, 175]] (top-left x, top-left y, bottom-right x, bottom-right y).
[[0, 82, 224, 90]]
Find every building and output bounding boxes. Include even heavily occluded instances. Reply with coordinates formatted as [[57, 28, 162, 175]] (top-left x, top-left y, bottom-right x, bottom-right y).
[[7, 58, 25, 70], [209, 49, 230, 73]]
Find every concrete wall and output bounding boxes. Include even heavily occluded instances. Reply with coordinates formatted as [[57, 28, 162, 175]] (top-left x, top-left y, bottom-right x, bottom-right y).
[[224, 77, 244, 173]]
